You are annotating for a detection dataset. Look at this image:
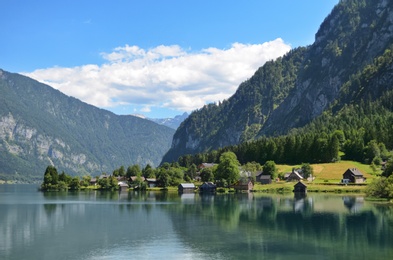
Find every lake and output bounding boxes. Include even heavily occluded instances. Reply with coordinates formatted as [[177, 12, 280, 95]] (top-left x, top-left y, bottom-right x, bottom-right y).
[[0, 185, 392, 260]]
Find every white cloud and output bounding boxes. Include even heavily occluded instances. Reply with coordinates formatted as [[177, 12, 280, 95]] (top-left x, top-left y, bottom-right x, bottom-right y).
[[24, 38, 291, 115]]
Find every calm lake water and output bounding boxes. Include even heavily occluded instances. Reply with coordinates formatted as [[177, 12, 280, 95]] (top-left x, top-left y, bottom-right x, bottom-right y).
[[0, 185, 392, 260]]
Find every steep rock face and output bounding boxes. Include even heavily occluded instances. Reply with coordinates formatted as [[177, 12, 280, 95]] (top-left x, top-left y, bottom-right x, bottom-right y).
[[260, 0, 393, 135], [0, 70, 175, 181], [162, 0, 393, 163]]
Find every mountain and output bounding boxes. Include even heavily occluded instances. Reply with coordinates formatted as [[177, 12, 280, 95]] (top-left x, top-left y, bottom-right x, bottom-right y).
[[0, 70, 175, 182], [133, 112, 189, 129], [149, 112, 189, 129], [162, 0, 393, 163]]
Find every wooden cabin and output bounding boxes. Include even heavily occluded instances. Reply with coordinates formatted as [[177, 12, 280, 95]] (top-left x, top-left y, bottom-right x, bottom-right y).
[[342, 168, 365, 183], [178, 183, 196, 193], [293, 181, 307, 193], [199, 182, 217, 193], [256, 173, 272, 184]]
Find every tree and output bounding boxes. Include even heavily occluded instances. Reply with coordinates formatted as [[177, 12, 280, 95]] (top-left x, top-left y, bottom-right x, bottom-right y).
[[262, 161, 277, 180], [132, 172, 146, 190], [215, 152, 240, 186], [156, 168, 170, 188], [366, 175, 393, 199], [59, 171, 72, 185], [118, 166, 126, 177], [143, 164, 155, 178], [41, 165, 59, 190], [69, 177, 81, 190], [127, 164, 141, 178], [200, 168, 214, 182], [185, 164, 197, 180], [382, 160, 393, 178], [301, 163, 313, 179]]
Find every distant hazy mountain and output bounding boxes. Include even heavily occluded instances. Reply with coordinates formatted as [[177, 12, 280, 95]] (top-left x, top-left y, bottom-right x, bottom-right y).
[[132, 112, 189, 129], [162, 0, 393, 163], [149, 113, 189, 129], [0, 70, 175, 182]]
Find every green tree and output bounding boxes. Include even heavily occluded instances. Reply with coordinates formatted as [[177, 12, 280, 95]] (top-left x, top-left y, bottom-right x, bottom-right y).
[[69, 177, 81, 190], [41, 165, 59, 190], [132, 172, 146, 190], [98, 177, 110, 190], [127, 164, 141, 178], [301, 163, 313, 179], [185, 164, 197, 180], [200, 168, 214, 182], [157, 168, 170, 188], [118, 166, 126, 177], [366, 175, 393, 199], [143, 164, 155, 178], [262, 161, 277, 180], [215, 152, 240, 186], [382, 160, 393, 178]]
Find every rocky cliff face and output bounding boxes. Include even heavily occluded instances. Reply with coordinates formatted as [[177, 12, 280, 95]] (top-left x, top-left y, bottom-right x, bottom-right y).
[[162, 0, 393, 163], [0, 70, 175, 182], [260, 0, 393, 135]]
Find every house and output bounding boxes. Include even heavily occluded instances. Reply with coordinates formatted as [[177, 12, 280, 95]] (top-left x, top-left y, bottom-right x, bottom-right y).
[[145, 178, 157, 187], [89, 178, 97, 186], [118, 182, 129, 191], [287, 170, 303, 182], [198, 163, 216, 169], [199, 182, 217, 193], [293, 181, 307, 193], [283, 172, 291, 180], [178, 183, 196, 193], [256, 172, 272, 184], [342, 168, 365, 183], [232, 179, 254, 191]]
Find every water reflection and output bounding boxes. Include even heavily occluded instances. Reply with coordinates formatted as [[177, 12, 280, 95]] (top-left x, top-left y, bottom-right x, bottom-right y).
[[0, 185, 392, 260]]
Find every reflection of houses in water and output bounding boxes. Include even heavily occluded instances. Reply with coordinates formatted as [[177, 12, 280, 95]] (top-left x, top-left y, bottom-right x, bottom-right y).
[[343, 196, 364, 213], [180, 193, 196, 203], [293, 196, 314, 214]]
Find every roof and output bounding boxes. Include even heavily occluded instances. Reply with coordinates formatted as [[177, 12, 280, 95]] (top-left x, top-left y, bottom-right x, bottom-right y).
[[255, 171, 263, 177], [294, 181, 307, 187], [290, 171, 303, 179], [200, 182, 216, 188], [259, 175, 271, 180], [347, 168, 363, 176], [179, 183, 195, 188], [145, 178, 157, 182], [199, 163, 216, 168]]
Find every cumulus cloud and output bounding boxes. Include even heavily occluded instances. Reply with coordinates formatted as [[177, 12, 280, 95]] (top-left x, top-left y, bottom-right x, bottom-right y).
[[24, 38, 291, 115]]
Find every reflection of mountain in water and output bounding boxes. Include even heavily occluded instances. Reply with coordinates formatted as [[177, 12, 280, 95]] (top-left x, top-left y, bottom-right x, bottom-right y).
[[2, 188, 393, 260], [167, 193, 393, 259], [0, 191, 179, 260]]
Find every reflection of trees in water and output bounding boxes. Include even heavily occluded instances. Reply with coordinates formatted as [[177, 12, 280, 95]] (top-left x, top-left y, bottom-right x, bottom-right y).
[[167, 193, 393, 259]]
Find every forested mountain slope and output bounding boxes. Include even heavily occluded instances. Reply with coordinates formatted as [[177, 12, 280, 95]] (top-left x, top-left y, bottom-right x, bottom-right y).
[[162, 0, 393, 163], [0, 70, 175, 182]]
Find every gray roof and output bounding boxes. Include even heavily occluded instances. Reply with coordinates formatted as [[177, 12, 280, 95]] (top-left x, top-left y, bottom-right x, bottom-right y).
[[259, 175, 271, 179], [200, 182, 216, 188], [179, 183, 195, 188], [348, 168, 363, 176]]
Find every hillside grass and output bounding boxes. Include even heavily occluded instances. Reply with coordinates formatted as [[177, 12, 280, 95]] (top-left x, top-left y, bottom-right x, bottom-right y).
[[276, 160, 379, 183]]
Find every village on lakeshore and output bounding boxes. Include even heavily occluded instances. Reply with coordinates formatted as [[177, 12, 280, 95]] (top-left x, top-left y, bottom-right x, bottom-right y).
[[38, 153, 391, 200]]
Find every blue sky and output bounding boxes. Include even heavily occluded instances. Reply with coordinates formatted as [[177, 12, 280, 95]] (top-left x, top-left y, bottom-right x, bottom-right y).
[[1, 0, 338, 118]]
